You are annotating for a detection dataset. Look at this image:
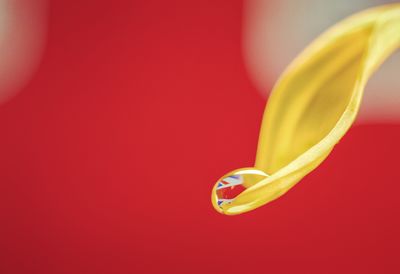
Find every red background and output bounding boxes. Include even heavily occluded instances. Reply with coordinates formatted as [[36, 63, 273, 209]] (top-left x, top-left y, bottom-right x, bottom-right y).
[[1, 1, 400, 273]]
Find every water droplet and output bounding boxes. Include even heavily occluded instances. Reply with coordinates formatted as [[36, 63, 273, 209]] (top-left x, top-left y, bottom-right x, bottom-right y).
[[214, 168, 269, 209]]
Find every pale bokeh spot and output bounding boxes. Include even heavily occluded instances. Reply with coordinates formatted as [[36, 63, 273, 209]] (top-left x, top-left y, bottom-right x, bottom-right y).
[[0, 0, 47, 104]]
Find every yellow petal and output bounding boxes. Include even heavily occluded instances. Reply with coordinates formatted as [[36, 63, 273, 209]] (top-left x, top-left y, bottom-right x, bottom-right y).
[[212, 4, 400, 215]]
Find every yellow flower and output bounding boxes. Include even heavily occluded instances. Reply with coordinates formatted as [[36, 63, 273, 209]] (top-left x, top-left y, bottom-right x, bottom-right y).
[[212, 4, 400, 215]]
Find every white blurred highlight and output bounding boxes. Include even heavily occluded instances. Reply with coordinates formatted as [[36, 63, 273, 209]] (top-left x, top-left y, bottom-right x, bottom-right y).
[[243, 0, 400, 122], [0, 0, 47, 104]]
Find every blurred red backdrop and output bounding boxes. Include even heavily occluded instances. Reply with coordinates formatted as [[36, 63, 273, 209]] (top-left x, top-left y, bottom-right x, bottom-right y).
[[1, 1, 400, 273]]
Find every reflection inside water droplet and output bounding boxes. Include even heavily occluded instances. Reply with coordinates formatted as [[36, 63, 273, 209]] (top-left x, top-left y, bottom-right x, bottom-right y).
[[215, 168, 269, 209]]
